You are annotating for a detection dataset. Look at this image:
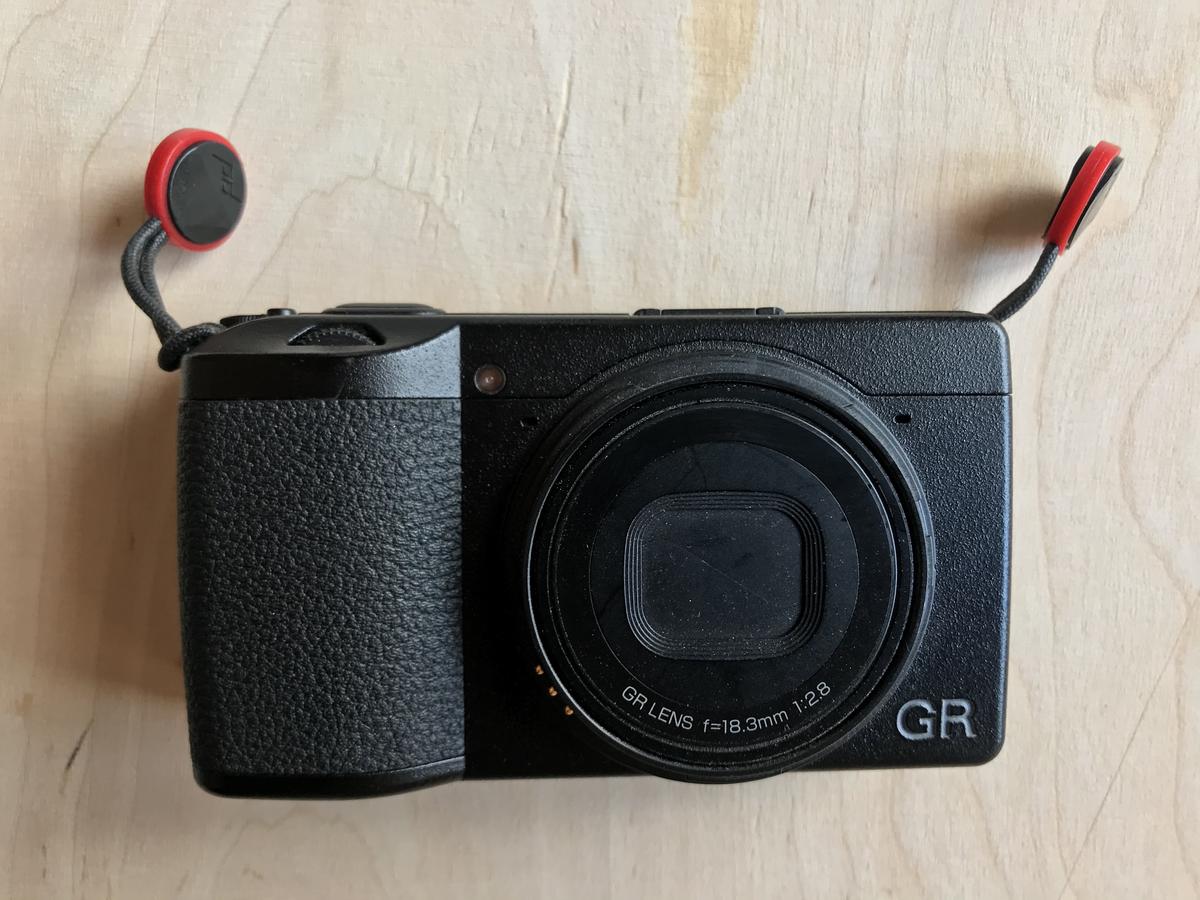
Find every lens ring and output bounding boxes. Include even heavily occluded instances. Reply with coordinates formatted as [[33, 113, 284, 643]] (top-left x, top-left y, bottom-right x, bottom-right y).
[[520, 346, 933, 782]]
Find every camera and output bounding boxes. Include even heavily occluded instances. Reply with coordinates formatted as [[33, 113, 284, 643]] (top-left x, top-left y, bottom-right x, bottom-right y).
[[123, 130, 1121, 798], [175, 306, 1010, 797]]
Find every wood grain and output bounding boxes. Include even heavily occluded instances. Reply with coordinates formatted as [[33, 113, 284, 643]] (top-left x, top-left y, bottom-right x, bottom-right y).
[[1, 1, 1197, 897]]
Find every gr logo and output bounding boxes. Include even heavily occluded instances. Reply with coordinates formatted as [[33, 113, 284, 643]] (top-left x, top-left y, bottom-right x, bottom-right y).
[[896, 698, 976, 741]]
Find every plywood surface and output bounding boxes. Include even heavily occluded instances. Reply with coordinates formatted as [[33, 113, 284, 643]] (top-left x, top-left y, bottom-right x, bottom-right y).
[[1, 1, 1197, 897]]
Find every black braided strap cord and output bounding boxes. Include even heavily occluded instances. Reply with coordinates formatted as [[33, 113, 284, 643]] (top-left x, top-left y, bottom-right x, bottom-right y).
[[988, 243, 1059, 322], [122, 219, 179, 341], [121, 217, 225, 370], [159, 322, 226, 372]]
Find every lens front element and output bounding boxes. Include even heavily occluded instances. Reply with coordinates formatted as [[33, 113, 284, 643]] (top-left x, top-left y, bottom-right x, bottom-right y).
[[625, 490, 824, 662]]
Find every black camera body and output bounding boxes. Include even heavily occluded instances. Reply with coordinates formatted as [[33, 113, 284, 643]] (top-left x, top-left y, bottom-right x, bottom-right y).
[[177, 305, 1011, 798]]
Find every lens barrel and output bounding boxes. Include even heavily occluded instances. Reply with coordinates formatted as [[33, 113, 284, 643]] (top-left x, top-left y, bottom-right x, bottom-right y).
[[521, 347, 932, 782]]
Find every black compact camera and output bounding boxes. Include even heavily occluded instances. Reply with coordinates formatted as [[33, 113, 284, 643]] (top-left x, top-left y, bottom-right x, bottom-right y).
[[176, 307, 1007, 796], [122, 131, 1123, 797]]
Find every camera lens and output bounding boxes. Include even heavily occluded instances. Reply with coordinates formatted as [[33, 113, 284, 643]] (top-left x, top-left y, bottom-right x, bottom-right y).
[[521, 347, 931, 783]]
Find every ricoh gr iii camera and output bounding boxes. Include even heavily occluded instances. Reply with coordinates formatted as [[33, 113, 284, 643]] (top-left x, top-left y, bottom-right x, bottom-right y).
[[121, 130, 1123, 797]]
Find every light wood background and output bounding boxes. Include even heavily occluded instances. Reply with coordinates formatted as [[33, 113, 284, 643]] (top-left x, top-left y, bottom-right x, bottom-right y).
[[2, 1, 1197, 897]]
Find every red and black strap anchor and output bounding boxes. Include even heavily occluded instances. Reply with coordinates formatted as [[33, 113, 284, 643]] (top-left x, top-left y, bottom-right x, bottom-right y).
[[122, 128, 246, 370], [987, 141, 1123, 321]]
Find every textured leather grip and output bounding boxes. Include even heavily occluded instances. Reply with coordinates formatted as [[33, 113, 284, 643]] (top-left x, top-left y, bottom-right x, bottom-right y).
[[177, 399, 463, 796]]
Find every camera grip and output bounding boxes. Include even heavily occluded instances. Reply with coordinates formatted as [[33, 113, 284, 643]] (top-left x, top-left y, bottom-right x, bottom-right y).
[[177, 399, 463, 797]]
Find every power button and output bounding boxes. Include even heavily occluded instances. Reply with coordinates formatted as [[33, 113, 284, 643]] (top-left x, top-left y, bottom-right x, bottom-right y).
[[632, 307, 785, 316]]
